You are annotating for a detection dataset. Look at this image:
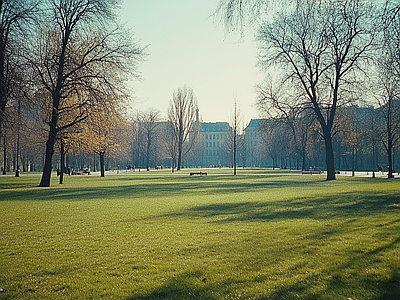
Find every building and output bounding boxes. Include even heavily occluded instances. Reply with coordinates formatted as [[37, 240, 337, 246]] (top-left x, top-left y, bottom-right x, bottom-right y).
[[185, 109, 233, 167], [244, 119, 267, 167], [199, 122, 232, 167], [189, 116, 268, 168]]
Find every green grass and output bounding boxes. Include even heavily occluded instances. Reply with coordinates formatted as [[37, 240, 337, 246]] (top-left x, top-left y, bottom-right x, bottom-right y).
[[0, 174, 399, 299]]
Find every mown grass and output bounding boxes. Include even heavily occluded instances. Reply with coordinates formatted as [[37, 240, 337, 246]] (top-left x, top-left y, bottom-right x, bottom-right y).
[[0, 174, 399, 300]]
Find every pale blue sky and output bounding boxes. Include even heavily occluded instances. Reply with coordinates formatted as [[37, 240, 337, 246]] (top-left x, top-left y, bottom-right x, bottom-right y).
[[120, 0, 264, 124]]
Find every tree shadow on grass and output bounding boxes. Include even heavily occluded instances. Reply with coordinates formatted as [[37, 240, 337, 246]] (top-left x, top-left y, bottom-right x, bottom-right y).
[[255, 270, 400, 300], [0, 175, 323, 202], [147, 190, 400, 223], [126, 270, 220, 300], [124, 188, 400, 300], [124, 264, 400, 300], [257, 237, 400, 300], [125, 237, 400, 300], [0, 176, 43, 190]]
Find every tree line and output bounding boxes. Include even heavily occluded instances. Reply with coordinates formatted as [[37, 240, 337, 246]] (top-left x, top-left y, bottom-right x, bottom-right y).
[[0, 0, 145, 186], [2, 0, 400, 184], [217, 0, 400, 179], [254, 104, 400, 175]]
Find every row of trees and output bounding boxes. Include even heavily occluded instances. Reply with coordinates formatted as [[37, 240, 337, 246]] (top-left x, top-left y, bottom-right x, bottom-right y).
[[0, 80, 203, 181], [3, 83, 398, 179], [0, 0, 145, 186], [131, 86, 201, 172], [2, 0, 399, 182], [217, 0, 400, 179], [258, 104, 400, 174]]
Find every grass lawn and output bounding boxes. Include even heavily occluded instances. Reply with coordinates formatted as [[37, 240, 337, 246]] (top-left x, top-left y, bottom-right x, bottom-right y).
[[0, 173, 399, 299]]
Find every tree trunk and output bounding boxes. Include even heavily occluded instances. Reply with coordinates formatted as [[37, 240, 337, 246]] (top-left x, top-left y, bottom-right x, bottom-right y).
[[59, 139, 65, 184], [324, 134, 336, 181], [177, 138, 183, 170], [233, 135, 237, 175], [15, 100, 20, 177], [385, 114, 395, 178], [39, 128, 57, 187], [352, 144, 355, 177], [171, 157, 175, 173], [0, 37, 6, 140], [39, 96, 61, 186], [2, 133, 6, 175], [100, 152, 105, 177], [387, 144, 394, 178], [372, 141, 376, 172], [146, 137, 151, 171], [39, 27, 69, 187]]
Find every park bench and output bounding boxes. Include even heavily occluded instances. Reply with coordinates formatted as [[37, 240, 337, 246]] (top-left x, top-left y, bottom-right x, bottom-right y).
[[301, 170, 322, 175], [73, 168, 91, 175], [189, 172, 207, 176]]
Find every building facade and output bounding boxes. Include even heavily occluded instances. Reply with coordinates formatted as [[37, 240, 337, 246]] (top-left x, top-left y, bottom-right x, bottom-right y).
[[187, 116, 268, 168], [244, 119, 268, 167], [199, 122, 232, 167]]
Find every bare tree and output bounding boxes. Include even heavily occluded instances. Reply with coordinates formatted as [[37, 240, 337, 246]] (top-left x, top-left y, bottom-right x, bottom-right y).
[[256, 0, 375, 180], [215, 0, 290, 34], [138, 108, 161, 171], [162, 121, 178, 172], [167, 85, 198, 170], [256, 79, 310, 170], [131, 112, 145, 169], [0, 0, 39, 135], [29, 0, 144, 187], [230, 99, 242, 175], [373, 1, 400, 178]]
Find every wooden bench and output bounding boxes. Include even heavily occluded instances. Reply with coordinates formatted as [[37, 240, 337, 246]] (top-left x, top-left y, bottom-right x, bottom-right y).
[[301, 170, 321, 175], [73, 172, 90, 175], [190, 172, 207, 176], [73, 169, 91, 175]]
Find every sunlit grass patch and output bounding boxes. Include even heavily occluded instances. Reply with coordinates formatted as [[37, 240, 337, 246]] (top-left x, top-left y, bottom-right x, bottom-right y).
[[0, 174, 399, 299]]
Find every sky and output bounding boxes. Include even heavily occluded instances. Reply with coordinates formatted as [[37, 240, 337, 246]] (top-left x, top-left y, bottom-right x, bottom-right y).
[[119, 0, 265, 124]]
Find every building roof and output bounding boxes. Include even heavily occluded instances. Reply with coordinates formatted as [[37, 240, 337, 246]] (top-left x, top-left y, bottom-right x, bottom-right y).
[[246, 119, 264, 130], [201, 122, 232, 132]]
